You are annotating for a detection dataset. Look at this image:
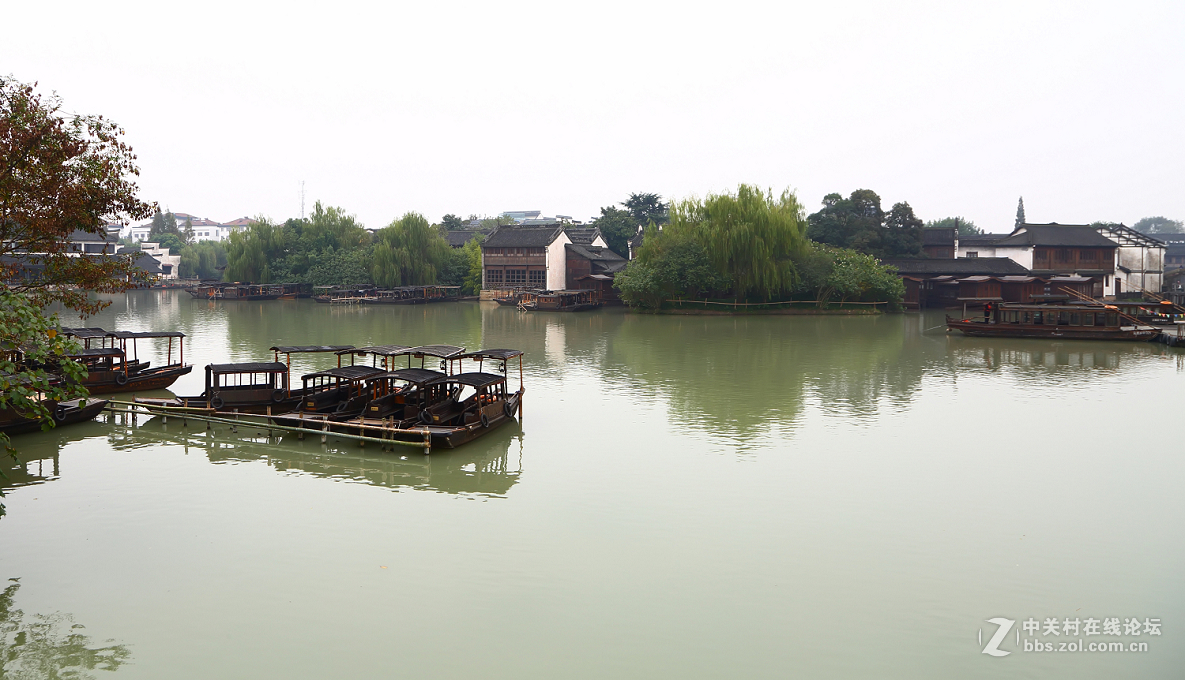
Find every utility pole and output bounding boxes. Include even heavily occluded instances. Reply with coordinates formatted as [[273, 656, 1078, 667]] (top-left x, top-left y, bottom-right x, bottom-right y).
[[300, 180, 306, 220]]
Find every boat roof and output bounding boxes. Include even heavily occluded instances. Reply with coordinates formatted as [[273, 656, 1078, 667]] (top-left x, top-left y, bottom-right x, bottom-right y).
[[407, 344, 465, 358], [61, 327, 110, 339], [301, 365, 389, 381], [337, 344, 413, 357], [429, 371, 506, 388], [107, 330, 186, 339], [1000, 302, 1109, 310], [271, 345, 355, 353], [386, 368, 446, 384], [66, 347, 124, 358], [459, 348, 523, 360], [208, 362, 288, 374]]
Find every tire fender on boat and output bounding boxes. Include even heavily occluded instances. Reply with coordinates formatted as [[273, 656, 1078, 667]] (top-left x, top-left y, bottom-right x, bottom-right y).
[[272, 389, 286, 403], [53, 404, 68, 422], [114, 372, 128, 386], [503, 400, 517, 419], [210, 394, 225, 409], [480, 412, 490, 428]]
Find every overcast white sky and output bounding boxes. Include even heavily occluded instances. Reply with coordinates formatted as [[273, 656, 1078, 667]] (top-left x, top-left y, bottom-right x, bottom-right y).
[[4, 1, 1182, 231]]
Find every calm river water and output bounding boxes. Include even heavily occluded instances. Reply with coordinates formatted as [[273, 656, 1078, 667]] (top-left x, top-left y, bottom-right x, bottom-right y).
[[2, 290, 1183, 678]]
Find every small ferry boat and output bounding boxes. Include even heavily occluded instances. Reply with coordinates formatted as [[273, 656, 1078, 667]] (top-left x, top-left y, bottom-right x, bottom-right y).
[[0, 397, 108, 436], [62, 347, 192, 394], [361, 286, 461, 305], [492, 289, 536, 306], [518, 290, 601, 312], [275, 348, 524, 451], [946, 302, 1161, 341], [135, 345, 356, 415]]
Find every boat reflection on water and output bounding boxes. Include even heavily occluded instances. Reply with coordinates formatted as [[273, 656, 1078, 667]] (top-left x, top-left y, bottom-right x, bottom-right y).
[[102, 412, 525, 498]]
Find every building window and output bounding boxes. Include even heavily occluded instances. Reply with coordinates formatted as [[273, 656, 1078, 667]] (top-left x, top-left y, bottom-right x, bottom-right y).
[[966, 252, 978, 258], [507, 269, 527, 285], [528, 270, 545, 286], [486, 269, 503, 284]]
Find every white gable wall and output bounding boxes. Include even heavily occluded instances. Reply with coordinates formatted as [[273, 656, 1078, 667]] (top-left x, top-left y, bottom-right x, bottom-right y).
[[546, 231, 572, 290]]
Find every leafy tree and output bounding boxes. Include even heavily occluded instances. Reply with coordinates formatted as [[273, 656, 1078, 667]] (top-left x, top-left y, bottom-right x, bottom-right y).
[[614, 229, 729, 310], [0, 76, 153, 316], [370, 212, 452, 287], [882, 202, 924, 257], [181, 217, 195, 244], [224, 217, 285, 282], [807, 190, 924, 258], [441, 214, 465, 230], [807, 190, 884, 254], [460, 234, 484, 295], [476, 215, 516, 230], [304, 248, 372, 286], [590, 206, 636, 258], [632, 185, 807, 300], [792, 243, 904, 310], [622, 192, 669, 227], [1015, 196, 1026, 230], [1132, 216, 1183, 235], [153, 232, 184, 254], [178, 240, 227, 279], [926, 216, 982, 236]]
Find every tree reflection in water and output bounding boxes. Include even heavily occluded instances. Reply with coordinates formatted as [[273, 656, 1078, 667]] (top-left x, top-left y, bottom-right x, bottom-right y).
[[0, 579, 130, 679]]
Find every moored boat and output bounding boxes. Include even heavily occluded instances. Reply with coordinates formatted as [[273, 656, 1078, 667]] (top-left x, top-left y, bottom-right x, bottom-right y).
[[0, 397, 108, 436], [946, 302, 1161, 341], [517, 289, 601, 312]]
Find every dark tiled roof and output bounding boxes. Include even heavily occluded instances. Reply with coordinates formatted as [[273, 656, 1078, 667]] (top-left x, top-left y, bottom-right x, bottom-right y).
[[445, 230, 485, 247], [564, 227, 601, 245], [959, 233, 1009, 246], [922, 228, 956, 245], [995, 224, 1116, 248], [134, 253, 163, 274], [482, 226, 563, 248], [882, 257, 1030, 276], [565, 243, 625, 263], [68, 229, 119, 243]]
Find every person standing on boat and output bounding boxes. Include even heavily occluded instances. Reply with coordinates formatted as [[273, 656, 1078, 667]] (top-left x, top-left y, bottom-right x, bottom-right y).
[[983, 302, 993, 324]]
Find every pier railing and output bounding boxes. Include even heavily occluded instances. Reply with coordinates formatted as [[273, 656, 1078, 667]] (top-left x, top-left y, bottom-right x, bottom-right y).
[[105, 400, 433, 453]]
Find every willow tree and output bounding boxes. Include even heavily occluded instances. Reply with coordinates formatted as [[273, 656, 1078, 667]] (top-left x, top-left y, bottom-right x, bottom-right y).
[[665, 184, 808, 300], [371, 212, 452, 287], [224, 218, 285, 282]]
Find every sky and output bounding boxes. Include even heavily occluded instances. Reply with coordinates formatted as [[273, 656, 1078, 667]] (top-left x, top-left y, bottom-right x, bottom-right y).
[[3, 1, 1182, 231]]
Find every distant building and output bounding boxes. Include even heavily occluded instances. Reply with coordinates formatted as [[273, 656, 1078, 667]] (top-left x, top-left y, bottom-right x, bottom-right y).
[[922, 227, 957, 259], [480, 225, 614, 292], [137, 242, 180, 279], [1094, 223, 1164, 295], [445, 230, 487, 248], [955, 223, 1120, 295]]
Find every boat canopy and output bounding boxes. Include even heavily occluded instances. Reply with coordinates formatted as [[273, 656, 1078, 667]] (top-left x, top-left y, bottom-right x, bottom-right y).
[[429, 372, 506, 388], [337, 345, 413, 357], [208, 362, 288, 374], [271, 345, 355, 353], [61, 327, 110, 339], [459, 349, 523, 360], [386, 368, 446, 384], [66, 347, 124, 358], [300, 366, 388, 381], [108, 330, 186, 339], [407, 344, 465, 358]]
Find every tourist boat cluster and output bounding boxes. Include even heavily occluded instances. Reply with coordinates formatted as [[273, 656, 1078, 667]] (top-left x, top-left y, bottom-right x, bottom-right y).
[[134, 343, 525, 450]]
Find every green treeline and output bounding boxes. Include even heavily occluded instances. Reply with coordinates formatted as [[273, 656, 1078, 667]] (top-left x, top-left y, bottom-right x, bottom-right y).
[[221, 202, 482, 294], [614, 185, 905, 311]]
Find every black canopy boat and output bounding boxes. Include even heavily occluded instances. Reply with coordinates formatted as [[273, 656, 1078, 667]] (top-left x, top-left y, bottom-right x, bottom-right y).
[[361, 286, 462, 305], [517, 289, 601, 312], [946, 302, 1161, 341], [304, 348, 525, 451], [0, 397, 108, 435], [271, 344, 466, 435], [61, 328, 150, 373], [60, 347, 191, 394], [134, 345, 355, 415], [0, 375, 107, 435]]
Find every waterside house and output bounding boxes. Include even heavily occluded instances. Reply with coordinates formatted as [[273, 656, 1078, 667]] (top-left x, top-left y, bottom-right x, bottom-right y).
[[481, 225, 624, 299]]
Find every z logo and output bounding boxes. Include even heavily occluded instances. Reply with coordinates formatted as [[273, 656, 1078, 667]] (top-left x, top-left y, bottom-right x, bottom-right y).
[[981, 618, 1015, 657]]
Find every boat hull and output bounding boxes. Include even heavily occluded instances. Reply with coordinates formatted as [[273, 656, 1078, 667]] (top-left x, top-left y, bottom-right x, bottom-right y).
[[0, 398, 108, 435], [83, 365, 193, 394], [946, 318, 1159, 341]]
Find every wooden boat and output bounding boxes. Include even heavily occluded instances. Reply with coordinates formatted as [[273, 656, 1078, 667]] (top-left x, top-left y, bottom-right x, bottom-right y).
[[61, 328, 150, 373], [275, 348, 524, 450], [946, 302, 1161, 341], [492, 289, 536, 306], [312, 286, 374, 303], [62, 347, 192, 394], [220, 284, 283, 301], [517, 289, 601, 312], [361, 285, 461, 305], [0, 397, 108, 436]]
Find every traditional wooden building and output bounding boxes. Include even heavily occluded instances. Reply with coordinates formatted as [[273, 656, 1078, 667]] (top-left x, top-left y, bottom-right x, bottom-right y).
[[481, 225, 619, 293], [565, 243, 627, 303], [922, 227, 957, 259]]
